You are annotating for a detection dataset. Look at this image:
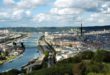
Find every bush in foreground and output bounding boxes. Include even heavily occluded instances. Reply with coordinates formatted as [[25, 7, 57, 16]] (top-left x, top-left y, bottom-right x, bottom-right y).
[[29, 63, 73, 75], [0, 69, 20, 75]]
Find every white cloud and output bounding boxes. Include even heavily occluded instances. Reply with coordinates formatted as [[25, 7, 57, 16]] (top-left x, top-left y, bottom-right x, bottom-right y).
[[0, 12, 9, 18], [54, 0, 97, 8], [11, 9, 24, 19], [11, 9, 32, 20], [0, 9, 32, 21], [101, 2, 110, 14], [3, 0, 15, 5], [32, 12, 81, 27], [2, 0, 110, 27], [86, 13, 110, 24], [33, 13, 66, 23], [54, 0, 74, 8], [2, 0, 46, 20], [50, 8, 83, 15], [101, 8, 110, 14], [25, 10, 31, 16], [55, 0, 110, 14], [0, 12, 11, 21], [52, 0, 110, 26], [16, 0, 45, 9], [33, 13, 52, 22]]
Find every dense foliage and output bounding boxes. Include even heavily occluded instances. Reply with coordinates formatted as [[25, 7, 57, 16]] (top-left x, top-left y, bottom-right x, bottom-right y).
[[29, 50, 110, 75]]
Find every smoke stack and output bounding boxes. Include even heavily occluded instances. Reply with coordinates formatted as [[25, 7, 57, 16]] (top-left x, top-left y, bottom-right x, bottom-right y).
[[80, 22, 83, 36]]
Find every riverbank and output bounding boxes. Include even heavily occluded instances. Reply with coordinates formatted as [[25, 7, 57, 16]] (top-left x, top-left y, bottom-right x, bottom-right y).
[[0, 46, 25, 65], [0, 55, 16, 65], [21, 35, 46, 74], [37, 35, 56, 67], [0, 33, 41, 73], [21, 34, 56, 74], [5, 33, 29, 44], [0, 34, 28, 65], [0, 33, 52, 74]]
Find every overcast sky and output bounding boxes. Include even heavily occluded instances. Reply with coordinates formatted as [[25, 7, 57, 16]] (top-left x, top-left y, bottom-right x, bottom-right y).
[[0, 0, 110, 27]]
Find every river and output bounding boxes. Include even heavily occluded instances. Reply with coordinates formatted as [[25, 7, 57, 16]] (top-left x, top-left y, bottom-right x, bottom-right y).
[[0, 33, 41, 72]]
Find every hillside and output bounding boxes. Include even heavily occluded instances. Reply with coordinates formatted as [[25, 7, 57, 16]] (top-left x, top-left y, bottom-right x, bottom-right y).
[[0, 25, 110, 32]]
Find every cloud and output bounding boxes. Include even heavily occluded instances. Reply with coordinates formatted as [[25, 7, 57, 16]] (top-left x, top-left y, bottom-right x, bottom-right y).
[[86, 13, 110, 24], [1, 0, 47, 21], [16, 0, 46, 9], [99, 0, 110, 1], [11, 9, 25, 20], [33, 13, 48, 22], [0, 9, 32, 21], [1, 0, 110, 27], [50, 8, 83, 15], [25, 10, 31, 16], [33, 13, 56, 22], [37, 0, 83, 26], [0, 12, 9, 18], [3, 0, 15, 5], [32, 12, 81, 27], [54, 0, 74, 8], [100, 2, 110, 14], [54, 0, 103, 12], [0, 12, 10, 22], [11, 9, 32, 20]]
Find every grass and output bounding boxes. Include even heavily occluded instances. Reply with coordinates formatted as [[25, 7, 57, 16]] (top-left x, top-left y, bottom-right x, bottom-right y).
[[0, 55, 16, 65], [88, 73, 106, 75], [6, 55, 16, 62], [87, 63, 110, 75], [88, 72, 110, 75], [0, 61, 4, 64]]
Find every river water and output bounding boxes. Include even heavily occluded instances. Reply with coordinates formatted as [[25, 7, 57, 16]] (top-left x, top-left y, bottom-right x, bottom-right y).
[[0, 33, 41, 72]]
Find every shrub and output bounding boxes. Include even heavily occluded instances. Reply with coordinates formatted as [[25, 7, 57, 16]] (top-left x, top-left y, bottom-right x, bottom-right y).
[[57, 56, 81, 65], [44, 51, 49, 58], [79, 51, 95, 60], [87, 62, 107, 73], [73, 62, 87, 75], [93, 50, 110, 62], [0, 69, 20, 75], [29, 63, 73, 75]]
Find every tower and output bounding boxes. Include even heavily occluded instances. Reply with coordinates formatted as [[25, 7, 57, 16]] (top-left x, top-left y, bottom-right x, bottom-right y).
[[80, 21, 83, 37]]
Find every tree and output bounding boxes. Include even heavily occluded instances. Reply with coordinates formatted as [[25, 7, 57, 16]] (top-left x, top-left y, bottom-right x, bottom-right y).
[[79, 51, 95, 60]]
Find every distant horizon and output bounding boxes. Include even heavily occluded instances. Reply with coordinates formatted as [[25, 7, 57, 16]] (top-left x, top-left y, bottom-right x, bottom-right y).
[[0, 24, 110, 28]]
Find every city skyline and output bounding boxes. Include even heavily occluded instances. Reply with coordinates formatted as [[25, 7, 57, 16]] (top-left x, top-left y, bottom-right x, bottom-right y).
[[0, 0, 110, 27]]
